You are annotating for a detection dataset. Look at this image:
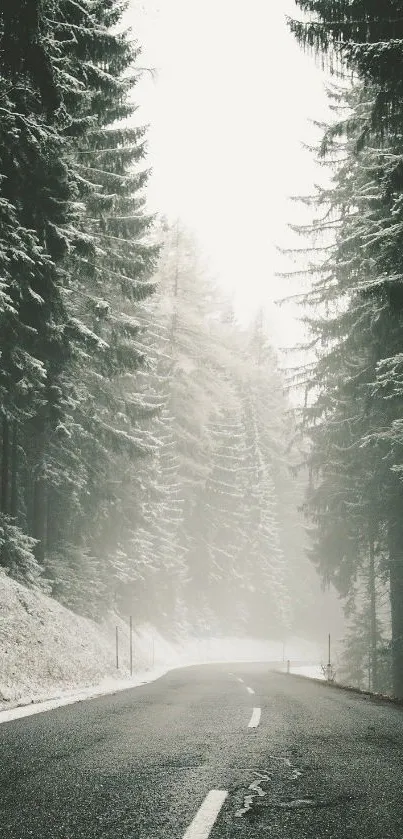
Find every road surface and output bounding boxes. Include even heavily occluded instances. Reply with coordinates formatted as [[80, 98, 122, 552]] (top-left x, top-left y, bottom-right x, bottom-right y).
[[1, 663, 402, 838]]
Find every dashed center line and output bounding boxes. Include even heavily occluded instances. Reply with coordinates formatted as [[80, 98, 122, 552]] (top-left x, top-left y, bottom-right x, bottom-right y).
[[237, 677, 244, 683], [182, 790, 228, 839], [248, 707, 261, 728], [246, 686, 255, 695]]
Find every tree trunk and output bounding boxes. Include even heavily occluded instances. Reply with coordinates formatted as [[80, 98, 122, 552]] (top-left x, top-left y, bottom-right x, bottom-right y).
[[368, 534, 378, 692], [1, 414, 10, 515], [30, 413, 48, 565], [33, 474, 47, 565], [170, 223, 180, 344], [388, 514, 403, 698], [10, 421, 18, 519]]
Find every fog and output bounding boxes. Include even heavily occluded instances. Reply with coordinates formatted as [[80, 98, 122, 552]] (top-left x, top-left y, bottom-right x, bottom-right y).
[[130, 0, 332, 346], [2, 4, 403, 837], [0, 0, 396, 706]]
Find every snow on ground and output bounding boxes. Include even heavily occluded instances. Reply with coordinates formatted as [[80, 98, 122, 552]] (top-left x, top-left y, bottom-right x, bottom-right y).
[[0, 570, 323, 723], [289, 664, 325, 680], [0, 570, 187, 712]]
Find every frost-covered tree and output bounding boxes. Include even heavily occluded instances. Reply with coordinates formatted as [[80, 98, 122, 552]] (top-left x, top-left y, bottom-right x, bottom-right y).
[[339, 561, 391, 693], [40, 0, 158, 612], [0, 0, 81, 574], [0, 0, 158, 608], [131, 223, 300, 635], [286, 76, 403, 695], [288, 0, 403, 134]]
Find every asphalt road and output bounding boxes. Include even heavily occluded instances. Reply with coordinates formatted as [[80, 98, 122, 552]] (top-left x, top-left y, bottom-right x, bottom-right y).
[[1, 663, 403, 838]]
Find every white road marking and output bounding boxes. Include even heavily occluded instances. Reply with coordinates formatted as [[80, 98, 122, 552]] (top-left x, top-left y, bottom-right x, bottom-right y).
[[183, 790, 228, 839], [0, 667, 171, 725], [237, 677, 244, 683], [246, 686, 255, 695], [248, 707, 261, 728]]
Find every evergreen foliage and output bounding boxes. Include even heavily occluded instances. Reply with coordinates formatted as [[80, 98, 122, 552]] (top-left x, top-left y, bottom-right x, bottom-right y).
[[288, 0, 403, 123], [0, 2, 317, 645], [0, 0, 157, 610], [138, 224, 304, 636], [338, 566, 391, 693], [288, 1, 403, 698], [284, 76, 403, 694]]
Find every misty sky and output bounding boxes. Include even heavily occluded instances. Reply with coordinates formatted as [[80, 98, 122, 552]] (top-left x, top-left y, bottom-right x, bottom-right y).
[[128, 0, 330, 348]]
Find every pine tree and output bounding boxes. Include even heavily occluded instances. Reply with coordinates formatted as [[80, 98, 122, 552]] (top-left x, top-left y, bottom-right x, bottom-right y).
[[38, 0, 158, 610], [0, 0, 83, 575], [339, 561, 391, 693], [203, 408, 250, 629], [288, 0, 403, 129], [288, 80, 403, 694], [0, 0, 159, 609]]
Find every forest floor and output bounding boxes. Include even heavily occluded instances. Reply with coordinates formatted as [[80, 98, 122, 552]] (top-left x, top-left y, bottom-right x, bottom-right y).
[[0, 570, 323, 715]]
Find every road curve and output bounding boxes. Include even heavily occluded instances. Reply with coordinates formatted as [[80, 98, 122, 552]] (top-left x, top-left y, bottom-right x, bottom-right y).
[[1, 663, 402, 838]]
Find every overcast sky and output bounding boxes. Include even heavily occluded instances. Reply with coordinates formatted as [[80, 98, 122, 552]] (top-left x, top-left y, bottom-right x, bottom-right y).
[[128, 0, 331, 349]]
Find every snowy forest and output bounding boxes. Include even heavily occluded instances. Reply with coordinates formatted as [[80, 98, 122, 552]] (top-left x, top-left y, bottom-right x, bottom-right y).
[[4, 0, 403, 699], [0, 1, 320, 652], [288, 2, 403, 698]]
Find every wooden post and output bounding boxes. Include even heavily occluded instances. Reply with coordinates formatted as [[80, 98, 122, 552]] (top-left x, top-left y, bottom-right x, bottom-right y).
[[129, 615, 133, 677], [1, 414, 9, 515], [326, 633, 332, 681], [10, 420, 18, 518]]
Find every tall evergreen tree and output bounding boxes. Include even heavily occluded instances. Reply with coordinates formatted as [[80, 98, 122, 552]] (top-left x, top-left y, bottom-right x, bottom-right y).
[[288, 0, 403, 127], [0, 0, 82, 573], [0, 0, 158, 611], [288, 77, 403, 695], [42, 0, 158, 611]]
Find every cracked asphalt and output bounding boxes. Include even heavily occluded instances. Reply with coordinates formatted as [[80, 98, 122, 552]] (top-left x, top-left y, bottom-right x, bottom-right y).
[[1, 663, 403, 838]]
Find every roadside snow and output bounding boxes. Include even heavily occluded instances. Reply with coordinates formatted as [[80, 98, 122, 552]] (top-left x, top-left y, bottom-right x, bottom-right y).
[[0, 570, 179, 713], [289, 664, 325, 680], [0, 570, 323, 723], [0, 667, 172, 724]]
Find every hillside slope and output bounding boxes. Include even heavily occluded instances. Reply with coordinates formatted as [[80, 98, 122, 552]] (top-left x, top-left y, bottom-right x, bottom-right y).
[[0, 570, 323, 712], [0, 571, 178, 709]]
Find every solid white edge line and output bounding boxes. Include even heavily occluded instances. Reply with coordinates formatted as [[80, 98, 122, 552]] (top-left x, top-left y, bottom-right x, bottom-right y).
[[246, 686, 255, 695], [248, 707, 261, 728], [0, 667, 172, 725], [183, 790, 228, 839]]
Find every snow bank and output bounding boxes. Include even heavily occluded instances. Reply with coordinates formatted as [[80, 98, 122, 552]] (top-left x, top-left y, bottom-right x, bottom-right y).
[[0, 570, 322, 719], [0, 570, 180, 711], [289, 664, 325, 680]]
